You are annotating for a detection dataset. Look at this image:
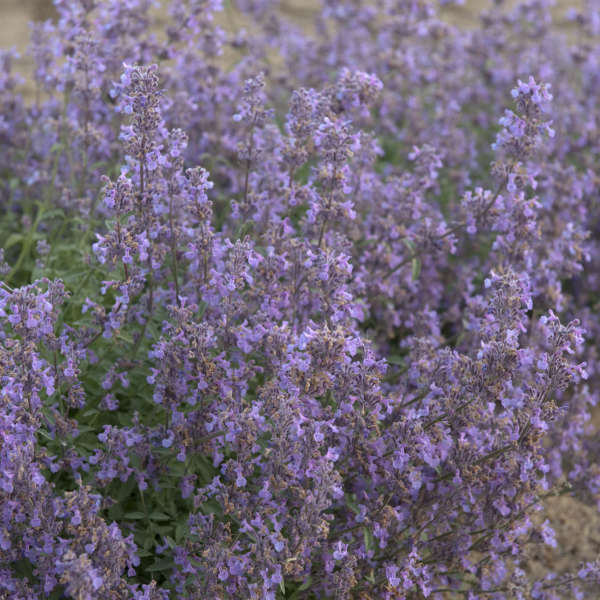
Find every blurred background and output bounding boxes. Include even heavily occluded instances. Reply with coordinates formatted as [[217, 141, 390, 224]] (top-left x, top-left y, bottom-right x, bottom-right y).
[[1, 0, 55, 52], [0, 0, 584, 90], [0, 0, 585, 57]]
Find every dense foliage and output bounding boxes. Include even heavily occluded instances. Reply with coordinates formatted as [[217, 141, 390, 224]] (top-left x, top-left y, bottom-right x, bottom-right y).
[[2, 0, 600, 598]]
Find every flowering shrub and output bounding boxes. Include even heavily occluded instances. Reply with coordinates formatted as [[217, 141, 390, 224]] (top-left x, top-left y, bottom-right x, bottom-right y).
[[1, 0, 600, 598]]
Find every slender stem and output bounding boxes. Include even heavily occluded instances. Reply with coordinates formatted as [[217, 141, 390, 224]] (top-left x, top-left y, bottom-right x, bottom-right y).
[[243, 157, 251, 208], [242, 113, 257, 212], [131, 262, 154, 360], [115, 221, 129, 281], [131, 149, 154, 359], [168, 195, 181, 307], [318, 160, 338, 249], [285, 166, 295, 213], [139, 148, 145, 201], [317, 215, 328, 249]]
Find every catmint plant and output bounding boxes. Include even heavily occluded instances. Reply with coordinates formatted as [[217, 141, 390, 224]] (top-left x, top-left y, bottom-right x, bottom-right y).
[[1, 1, 600, 599]]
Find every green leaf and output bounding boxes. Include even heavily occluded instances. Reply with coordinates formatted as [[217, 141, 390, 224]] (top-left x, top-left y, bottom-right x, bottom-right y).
[[146, 558, 174, 572], [411, 257, 421, 281], [4, 232, 24, 249], [402, 238, 416, 252], [288, 576, 313, 599], [279, 578, 285, 595], [124, 512, 146, 520], [387, 355, 405, 366], [149, 512, 171, 521], [297, 577, 312, 591], [75, 425, 96, 434], [363, 526, 375, 552], [345, 493, 360, 516], [39, 208, 65, 221], [107, 503, 123, 521], [12, 558, 34, 579], [175, 521, 188, 542], [115, 476, 137, 502]]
